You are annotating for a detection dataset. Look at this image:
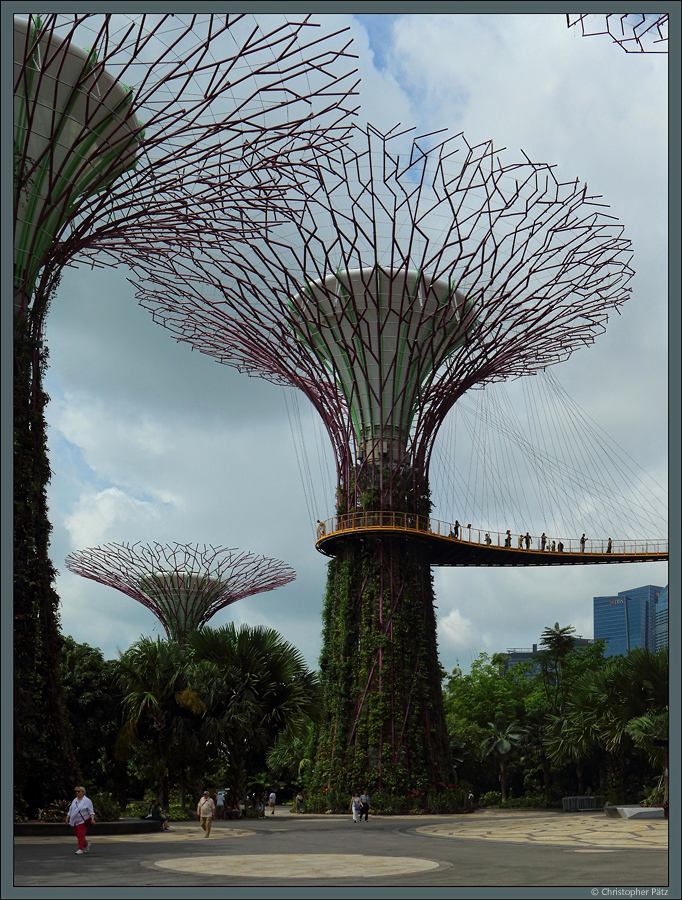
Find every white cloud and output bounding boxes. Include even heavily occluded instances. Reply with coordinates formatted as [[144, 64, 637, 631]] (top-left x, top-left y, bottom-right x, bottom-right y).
[[64, 487, 165, 550], [438, 607, 493, 660]]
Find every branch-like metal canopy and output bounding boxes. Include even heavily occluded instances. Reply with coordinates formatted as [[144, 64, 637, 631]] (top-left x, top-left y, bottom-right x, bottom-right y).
[[13, 13, 359, 313], [135, 124, 634, 487], [65, 542, 296, 642], [566, 14, 669, 53]]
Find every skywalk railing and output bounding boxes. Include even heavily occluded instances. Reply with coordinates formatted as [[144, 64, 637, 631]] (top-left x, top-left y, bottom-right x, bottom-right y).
[[315, 513, 668, 556]]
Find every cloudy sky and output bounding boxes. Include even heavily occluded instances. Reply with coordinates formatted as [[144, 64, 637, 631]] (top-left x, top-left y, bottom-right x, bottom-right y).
[[29, 12, 669, 672]]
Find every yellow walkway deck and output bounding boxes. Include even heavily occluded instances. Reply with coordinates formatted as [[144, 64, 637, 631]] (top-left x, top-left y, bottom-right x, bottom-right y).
[[315, 514, 667, 567]]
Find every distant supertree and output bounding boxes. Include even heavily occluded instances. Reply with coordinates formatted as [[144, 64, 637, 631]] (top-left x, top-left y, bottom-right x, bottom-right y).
[[132, 124, 634, 802], [13, 12, 357, 815], [65, 542, 296, 643], [566, 14, 669, 53]]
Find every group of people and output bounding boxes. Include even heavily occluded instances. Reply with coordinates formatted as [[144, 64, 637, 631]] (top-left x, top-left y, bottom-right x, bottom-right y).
[[215, 790, 246, 821], [65, 782, 369, 855], [350, 789, 370, 823], [497, 529, 577, 554]]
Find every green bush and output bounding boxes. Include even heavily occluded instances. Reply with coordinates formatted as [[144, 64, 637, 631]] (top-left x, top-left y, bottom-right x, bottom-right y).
[[640, 782, 665, 808], [126, 800, 150, 819], [478, 791, 502, 807], [37, 799, 70, 823], [500, 794, 546, 809], [166, 804, 196, 821], [91, 792, 121, 822]]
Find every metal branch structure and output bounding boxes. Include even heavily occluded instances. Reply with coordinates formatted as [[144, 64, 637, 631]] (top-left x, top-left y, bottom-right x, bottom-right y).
[[14, 13, 359, 316], [65, 542, 296, 643], [132, 123, 635, 803], [136, 125, 633, 498], [12, 11, 357, 815], [566, 14, 669, 54]]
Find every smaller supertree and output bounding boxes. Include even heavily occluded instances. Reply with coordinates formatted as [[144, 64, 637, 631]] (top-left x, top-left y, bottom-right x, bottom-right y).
[[566, 14, 669, 53], [65, 542, 296, 643]]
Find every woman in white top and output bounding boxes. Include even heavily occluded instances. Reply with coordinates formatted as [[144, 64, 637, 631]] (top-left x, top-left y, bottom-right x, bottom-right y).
[[350, 791, 362, 823], [65, 786, 95, 854]]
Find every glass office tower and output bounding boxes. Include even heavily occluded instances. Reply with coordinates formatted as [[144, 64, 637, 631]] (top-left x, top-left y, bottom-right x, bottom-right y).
[[593, 584, 664, 657]]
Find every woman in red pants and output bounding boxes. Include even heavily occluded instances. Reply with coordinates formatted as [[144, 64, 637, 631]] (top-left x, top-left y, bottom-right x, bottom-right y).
[[65, 786, 95, 854]]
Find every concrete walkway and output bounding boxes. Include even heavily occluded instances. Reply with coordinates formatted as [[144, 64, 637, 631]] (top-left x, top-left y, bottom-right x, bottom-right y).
[[11, 808, 670, 890]]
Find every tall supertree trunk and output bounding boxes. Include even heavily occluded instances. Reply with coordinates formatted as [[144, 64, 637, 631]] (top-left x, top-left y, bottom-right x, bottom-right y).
[[311, 471, 453, 807], [14, 303, 77, 815]]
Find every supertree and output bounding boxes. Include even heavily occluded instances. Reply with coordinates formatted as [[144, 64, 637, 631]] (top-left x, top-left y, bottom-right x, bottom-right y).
[[130, 123, 634, 803], [12, 12, 357, 814], [64, 542, 296, 644], [566, 14, 669, 53]]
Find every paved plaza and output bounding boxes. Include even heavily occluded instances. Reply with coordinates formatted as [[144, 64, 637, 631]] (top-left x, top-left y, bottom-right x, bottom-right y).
[[11, 807, 671, 893]]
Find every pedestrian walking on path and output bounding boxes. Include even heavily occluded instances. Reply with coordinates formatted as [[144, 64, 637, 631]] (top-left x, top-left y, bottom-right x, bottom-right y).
[[360, 789, 370, 822], [269, 790, 277, 814], [66, 786, 95, 854], [350, 791, 362, 823], [197, 791, 215, 837]]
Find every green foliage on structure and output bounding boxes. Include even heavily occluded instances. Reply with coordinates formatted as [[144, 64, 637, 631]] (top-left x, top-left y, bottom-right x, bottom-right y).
[[14, 291, 78, 818], [308, 465, 456, 811], [309, 532, 455, 812]]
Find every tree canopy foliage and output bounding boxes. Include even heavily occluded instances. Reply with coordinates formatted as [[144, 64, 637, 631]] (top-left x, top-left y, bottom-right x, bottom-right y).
[[442, 633, 668, 807]]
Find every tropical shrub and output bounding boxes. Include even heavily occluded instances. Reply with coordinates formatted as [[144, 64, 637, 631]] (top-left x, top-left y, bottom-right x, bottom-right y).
[[90, 791, 121, 822], [37, 799, 70, 822], [478, 791, 502, 807]]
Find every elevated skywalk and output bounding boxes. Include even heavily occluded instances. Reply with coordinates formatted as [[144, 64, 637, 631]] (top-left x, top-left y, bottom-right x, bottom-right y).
[[315, 513, 668, 567]]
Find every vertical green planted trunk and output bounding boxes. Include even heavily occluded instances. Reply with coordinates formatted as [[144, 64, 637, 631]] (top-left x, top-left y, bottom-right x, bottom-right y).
[[14, 310, 77, 815], [310, 471, 454, 810]]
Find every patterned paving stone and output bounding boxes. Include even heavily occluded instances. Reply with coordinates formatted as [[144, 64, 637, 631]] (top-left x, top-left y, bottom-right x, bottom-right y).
[[154, 853, 441, 878], [416, 814, 667, 850]]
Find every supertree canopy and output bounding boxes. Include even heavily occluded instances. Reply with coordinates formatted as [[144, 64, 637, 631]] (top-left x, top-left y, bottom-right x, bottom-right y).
[[65, 543, 296, 643], [12, 11, 357, 816], [133, 124, 634, 804], [566, 14, 669, 53], [13, 13, 359, 314], [136, 125, 634, 496]]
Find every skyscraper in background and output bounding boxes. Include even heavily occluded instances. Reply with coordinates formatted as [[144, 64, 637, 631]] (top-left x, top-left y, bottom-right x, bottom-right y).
[[653, 585, 669, 652], [593, 584, 666, 657]]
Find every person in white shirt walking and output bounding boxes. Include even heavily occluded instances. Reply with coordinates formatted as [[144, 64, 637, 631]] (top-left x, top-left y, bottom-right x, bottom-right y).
[[197, 791, 215, 836], [65, 786, 95, 854], [268, 790, 276, 814], [350, 791, 362, 823]]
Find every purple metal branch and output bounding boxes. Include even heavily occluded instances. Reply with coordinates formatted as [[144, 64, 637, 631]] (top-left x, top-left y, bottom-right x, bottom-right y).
[[14, 13, 359, 316], [566, 14, 668, 53], [133, 125, 633, 504], [64, 541, 296, 641]]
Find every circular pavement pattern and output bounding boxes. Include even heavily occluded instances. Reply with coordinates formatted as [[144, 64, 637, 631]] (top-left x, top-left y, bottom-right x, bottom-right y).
[[416, 816, 667, 850], [154, 854, 441, 878]]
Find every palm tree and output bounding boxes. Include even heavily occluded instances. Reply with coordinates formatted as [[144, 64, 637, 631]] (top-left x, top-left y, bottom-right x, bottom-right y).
[[266, 718, 317, 787], [538, 622, 577, 714], [481, 718, 527, 801], [186, 625, 322, 802], [544, 647, 668, 800], [116, 638, 202, 806]]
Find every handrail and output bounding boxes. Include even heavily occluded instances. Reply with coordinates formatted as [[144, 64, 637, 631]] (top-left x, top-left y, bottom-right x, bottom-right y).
[[315, 513, 668, 556]]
